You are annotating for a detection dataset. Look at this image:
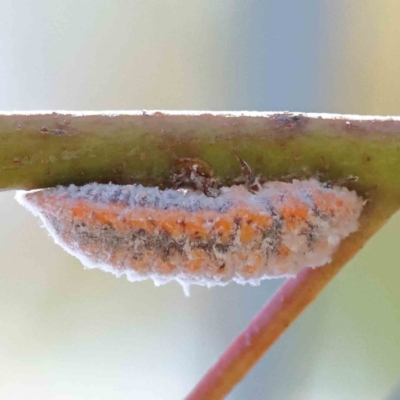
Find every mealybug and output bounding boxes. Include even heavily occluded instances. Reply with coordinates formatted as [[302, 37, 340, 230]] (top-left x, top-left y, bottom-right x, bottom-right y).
[[15, 157, 364, 292]]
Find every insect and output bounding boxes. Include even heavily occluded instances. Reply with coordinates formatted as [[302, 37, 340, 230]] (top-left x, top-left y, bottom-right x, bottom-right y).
[[16, 156, 364, 293]]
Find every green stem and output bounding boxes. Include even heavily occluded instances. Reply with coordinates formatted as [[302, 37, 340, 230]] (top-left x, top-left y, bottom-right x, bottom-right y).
[[0, 112, 399, 202]]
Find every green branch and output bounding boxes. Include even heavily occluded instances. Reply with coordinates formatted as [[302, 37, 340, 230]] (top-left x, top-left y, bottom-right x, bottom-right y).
[[1, 112, 399, 201]]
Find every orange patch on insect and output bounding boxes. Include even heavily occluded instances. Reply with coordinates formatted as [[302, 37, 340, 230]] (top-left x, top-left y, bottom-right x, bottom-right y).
[[280, 198, 310, 229], [243, 254, 265, 276], [70, 199, 92, 219], [214, 216, 235, 242], [185, 258, 203, 273], [312, 191, 339, 214], [159, 210, 186, 236], [336, 199, 344, 208], [278, 244, 291, 256], [185, 249, 208, 273], [184, 214, 211, 239], [240, 223, 257, 244], [132, 255, 153, 272], [158, 261, 176, 275], [232, 208, 271, 244], [251, 213, 272, 228]]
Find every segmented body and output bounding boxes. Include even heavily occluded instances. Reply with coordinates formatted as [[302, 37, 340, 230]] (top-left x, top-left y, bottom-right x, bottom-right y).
[[17, 179, 363, 289]]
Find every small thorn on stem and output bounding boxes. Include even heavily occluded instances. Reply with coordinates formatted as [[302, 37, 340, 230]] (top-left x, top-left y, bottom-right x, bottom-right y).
[[233, 150, 261, 193]]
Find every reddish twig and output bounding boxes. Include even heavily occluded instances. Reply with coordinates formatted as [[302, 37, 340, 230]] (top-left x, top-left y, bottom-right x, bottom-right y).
[[186, 255, 352, 399]]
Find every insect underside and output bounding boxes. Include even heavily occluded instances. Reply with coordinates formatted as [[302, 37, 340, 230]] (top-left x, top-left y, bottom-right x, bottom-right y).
[[16, 157, 364, 292]]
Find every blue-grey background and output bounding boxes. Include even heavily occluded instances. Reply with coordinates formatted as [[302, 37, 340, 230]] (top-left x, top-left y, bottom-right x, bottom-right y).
[[0, 1, 399, 399]]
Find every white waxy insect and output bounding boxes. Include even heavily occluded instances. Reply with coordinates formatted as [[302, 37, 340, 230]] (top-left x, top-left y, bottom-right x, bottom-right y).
[[16, 175, 364, 292]]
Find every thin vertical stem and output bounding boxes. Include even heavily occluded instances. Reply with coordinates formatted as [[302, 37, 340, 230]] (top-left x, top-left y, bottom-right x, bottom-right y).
[[186, 266, 339, 399]]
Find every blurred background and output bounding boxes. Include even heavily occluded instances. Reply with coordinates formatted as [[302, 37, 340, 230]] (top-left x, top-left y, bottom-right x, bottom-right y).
[[1, 1, 400, 399]]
